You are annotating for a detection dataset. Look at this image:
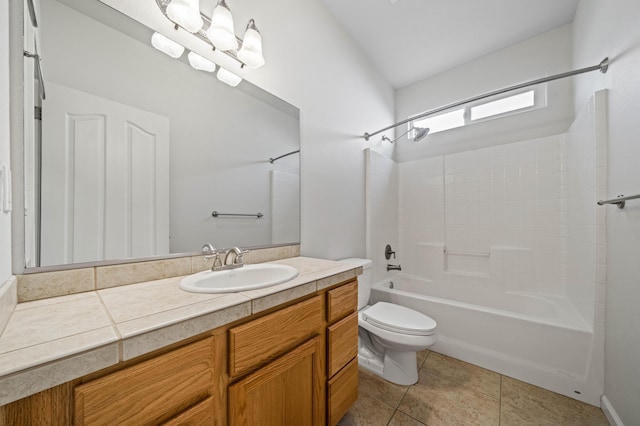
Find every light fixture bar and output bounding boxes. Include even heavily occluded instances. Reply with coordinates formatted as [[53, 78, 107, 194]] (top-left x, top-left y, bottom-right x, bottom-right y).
[[156, 0, 247, 67]]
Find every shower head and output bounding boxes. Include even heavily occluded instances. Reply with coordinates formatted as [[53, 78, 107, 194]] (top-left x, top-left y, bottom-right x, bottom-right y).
[[413, 127, 430, 142], [382, 126, 430, 143]]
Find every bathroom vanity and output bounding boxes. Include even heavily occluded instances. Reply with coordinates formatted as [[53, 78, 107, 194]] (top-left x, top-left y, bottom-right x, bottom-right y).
[[0, 256, 360, 425]]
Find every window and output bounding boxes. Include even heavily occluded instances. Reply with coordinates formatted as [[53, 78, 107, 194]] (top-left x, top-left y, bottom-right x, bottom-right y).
[[409, 87, 544, 137], [414, 108, 465, 134], [470, 91, 535, 121]]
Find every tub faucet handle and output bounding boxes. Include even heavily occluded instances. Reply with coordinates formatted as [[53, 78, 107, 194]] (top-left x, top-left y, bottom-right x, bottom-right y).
[[385, 244, 396, 260]]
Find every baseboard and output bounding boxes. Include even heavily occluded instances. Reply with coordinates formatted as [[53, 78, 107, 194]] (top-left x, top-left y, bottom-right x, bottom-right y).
[[601, 395, 624, 426]]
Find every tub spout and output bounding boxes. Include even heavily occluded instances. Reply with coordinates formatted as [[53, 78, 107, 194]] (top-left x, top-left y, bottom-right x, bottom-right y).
[[387, 264, 402, 271]]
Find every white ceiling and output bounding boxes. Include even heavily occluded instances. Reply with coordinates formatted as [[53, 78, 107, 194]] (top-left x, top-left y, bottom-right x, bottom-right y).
[[320, 0, 579, 89]]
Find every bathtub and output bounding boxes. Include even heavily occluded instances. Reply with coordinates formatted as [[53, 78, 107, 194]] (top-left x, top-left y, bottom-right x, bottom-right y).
[[371, 275, 602, 405]]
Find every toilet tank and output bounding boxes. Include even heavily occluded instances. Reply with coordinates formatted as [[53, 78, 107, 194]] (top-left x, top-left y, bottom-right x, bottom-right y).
[[339, 258, 372, 310]]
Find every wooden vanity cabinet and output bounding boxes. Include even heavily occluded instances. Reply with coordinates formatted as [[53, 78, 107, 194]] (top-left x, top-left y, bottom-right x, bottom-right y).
[[0, 278, 360, 426], [325, 281, 359, 425]]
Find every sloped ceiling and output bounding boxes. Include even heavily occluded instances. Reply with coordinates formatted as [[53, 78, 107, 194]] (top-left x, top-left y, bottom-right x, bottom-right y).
[[320, 0, 579, 88]]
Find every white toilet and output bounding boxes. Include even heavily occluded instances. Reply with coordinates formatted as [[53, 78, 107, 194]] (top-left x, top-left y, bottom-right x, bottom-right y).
[[340, 258, 437, 385]]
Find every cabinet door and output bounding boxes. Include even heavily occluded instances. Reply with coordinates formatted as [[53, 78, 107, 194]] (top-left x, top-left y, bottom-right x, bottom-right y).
[[228, 337, 322, 426]]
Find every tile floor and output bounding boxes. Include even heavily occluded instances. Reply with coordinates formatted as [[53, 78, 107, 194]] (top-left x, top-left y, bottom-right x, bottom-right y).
[[339, 350, 609, 426]]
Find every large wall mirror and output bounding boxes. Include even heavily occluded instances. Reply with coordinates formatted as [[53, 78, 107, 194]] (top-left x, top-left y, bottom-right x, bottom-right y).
[[22, 0, 300, 269]]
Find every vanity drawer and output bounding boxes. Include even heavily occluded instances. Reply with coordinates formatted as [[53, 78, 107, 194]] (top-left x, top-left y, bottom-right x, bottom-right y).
[[327, 312, 358, 377], [326, 280, 358, 324], [327, 281, 358, 323], [229, 296, 322, 377], [74, 337, 213, 426], [327, 357, 358, 426], [163, 397, 214, 425]]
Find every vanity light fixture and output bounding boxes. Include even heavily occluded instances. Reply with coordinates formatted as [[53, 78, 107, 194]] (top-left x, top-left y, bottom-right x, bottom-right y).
[[188, 51, 217, 72], [206, 0, 239, 51], [166, 0, 203, 33], [151, 32, 185, 58], [155, 0, 265, 70], [237, 19, 265, 69], [217, 67, 242, 87]]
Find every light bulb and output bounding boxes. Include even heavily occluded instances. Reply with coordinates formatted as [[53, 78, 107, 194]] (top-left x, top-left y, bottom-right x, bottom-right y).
[[217, 67, 242, 87], [166, 0, 203, 33], [151, 32, 185, 58], [237, 19, 265, 69], [188, 51, 217, 72], [206, 0, 238, 51]]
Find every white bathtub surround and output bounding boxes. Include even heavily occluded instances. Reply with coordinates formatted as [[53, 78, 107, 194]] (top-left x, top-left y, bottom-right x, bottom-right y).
[[366, 91, 607, 405], [365, 150, 400, 285]]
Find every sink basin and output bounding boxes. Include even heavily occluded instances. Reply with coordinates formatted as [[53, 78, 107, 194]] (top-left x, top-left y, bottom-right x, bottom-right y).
[[179, 264, 298, 293]]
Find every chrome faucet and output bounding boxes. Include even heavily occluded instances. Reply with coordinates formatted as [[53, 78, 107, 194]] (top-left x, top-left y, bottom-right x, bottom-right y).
[[205, 247, 249, 271], [203, 243, 250, 271], [202, 243, 223, 270], [387, 264, 402, 271], [224, 247, 243, 266]]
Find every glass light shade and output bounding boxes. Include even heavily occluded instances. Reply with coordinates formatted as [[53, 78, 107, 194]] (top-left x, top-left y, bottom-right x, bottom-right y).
[[166, 0, 203, 33], [237, 19, 265, 68], [151, 32, 185, 58], [217, 67, 242, 87], [188, 51, 217, 72], [206, 0, 238, 51]]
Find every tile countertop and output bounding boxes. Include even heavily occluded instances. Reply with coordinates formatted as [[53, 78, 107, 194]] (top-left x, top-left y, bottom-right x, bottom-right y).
[[0, 257, 361, 406]]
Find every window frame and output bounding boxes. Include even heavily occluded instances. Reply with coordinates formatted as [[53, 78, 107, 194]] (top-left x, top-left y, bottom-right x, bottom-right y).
[[408, 84, 547, 139]]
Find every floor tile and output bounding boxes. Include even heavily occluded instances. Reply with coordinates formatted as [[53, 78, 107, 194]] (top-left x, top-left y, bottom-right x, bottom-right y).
[[422, 352, 501, 399], [338, 392, 395, 426], [397, 369, 500, 426], [416, 349, 430, 369], [500, 376, 609, 426], [388, 410, 426, 426], [358, 367, 409, 409]]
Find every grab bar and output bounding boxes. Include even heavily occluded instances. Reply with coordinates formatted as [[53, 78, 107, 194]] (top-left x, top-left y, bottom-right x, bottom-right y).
[[211, 211, 263, 218], [269, 150, 300, 164], [597, 193, 640, 209]]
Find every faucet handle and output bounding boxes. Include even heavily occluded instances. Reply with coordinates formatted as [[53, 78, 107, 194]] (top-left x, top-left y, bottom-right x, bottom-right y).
[[202, 243, 216, 254], [385, 244, 396, 260], [235, 249, 250, 264]]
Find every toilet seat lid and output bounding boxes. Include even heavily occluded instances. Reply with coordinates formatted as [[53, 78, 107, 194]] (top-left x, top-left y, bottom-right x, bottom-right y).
[[362, 302, 437, 336]]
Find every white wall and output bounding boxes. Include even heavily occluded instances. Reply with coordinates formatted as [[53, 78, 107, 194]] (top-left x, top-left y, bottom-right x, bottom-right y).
[[394, 25, 573, 163], [238, 0, 395, 259], [572, 0, 640, 423], [0, 1, 12, 284]]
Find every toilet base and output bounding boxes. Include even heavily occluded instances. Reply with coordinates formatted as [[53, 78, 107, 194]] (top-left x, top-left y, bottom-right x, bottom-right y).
[[383, 349, 418, 385], [358, 342, 419, 385]]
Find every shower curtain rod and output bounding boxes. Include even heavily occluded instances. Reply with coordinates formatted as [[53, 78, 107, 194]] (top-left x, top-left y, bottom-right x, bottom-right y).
[[363, 57, 610, 141]]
